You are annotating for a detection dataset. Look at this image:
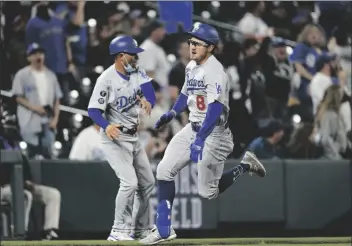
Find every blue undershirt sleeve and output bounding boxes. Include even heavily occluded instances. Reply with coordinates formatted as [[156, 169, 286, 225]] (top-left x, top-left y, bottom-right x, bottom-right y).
[[87, 108, 110, 130], [197, 101, 224, 141]]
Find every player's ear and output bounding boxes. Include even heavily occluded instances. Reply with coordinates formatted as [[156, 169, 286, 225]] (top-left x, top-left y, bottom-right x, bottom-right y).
[[208, 45, 215, 54]]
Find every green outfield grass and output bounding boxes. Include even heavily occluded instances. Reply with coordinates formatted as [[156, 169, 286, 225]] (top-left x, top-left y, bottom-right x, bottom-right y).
[[2, 237, 351, 246]]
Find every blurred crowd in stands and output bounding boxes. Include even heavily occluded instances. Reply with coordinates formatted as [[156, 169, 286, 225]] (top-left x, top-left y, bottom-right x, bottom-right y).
[[1, 1, 351, 162]]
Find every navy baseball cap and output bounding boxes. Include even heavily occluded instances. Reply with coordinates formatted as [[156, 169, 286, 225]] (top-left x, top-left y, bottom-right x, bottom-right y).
[[26, 43, 45, 56], [272, 40, 286, 48], [315, 53, 336, 71], [266, 120, 285, 136]]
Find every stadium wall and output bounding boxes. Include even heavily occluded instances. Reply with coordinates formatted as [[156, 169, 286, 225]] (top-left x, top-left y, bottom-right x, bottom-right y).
[[28, 159, 352, 238]]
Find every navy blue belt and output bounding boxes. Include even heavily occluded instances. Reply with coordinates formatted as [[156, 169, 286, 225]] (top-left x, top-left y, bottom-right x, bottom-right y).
[[118, 126, 137, 135], [191, 122, 201, 132], [191, 122, 229, 133]]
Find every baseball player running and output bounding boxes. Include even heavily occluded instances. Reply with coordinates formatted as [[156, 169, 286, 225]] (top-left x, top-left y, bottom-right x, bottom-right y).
[[140, 23, 266, 245], [87, 35, 156, 241]]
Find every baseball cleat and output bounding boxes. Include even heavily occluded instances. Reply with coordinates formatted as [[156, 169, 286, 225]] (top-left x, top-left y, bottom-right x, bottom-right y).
[[132, 229, 152, 240], [241, 151, 266, 177], [107, 229, 134, 241], [139, 225, 177, 245]]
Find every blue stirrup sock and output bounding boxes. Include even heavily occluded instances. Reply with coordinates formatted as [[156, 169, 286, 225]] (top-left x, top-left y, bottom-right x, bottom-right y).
[[156, 180, 175, 238]]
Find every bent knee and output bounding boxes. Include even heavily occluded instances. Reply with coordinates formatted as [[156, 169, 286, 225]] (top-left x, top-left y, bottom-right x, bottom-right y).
[[198, 187, 219, 200], [120, 179, 138, 192], [156, 163, 176, 181]]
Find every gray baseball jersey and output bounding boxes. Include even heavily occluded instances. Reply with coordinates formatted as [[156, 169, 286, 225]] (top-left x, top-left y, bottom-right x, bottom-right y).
[[88, 65, 152, 129], [156, 55, 234, 200], [181, 55, 230, 126], [88, 65, 155, 233]]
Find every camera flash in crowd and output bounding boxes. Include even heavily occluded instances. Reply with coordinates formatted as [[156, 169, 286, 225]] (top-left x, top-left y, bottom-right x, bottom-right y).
[[286, 46, 293, 55], [19, 141, 27, 150], [73, 114, 83, 129], [52, 141, 63, 158], [167, 54, 176, 64], [292, 114, 301, 124], [94, 65, 104, 74], [201, 11, 211, 19], [211, 1, 220, 8], [81, 77, 92, 95], [62, 128, 70, 142], [69, 90, 79, 105], [54, 141, 62, 150], [147, 10, 157, 19], [87, 18, 97, 28]]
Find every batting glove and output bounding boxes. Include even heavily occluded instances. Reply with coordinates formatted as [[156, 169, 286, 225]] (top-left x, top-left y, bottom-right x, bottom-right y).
[[190, 137, 205, 163], [154, 111, 175, 129]]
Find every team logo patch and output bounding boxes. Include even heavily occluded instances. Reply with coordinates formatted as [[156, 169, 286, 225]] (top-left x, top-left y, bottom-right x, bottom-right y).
[[100, 90, 107, 97], [98, 98, 105, 104]]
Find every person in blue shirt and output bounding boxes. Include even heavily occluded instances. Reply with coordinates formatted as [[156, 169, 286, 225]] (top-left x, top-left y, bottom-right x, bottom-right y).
[[55, 1, 87, 81], [26, 2, 68, 75], [247, 120, 285, 159], [26, 2, 71, 103], [290, 24, 327, 115]]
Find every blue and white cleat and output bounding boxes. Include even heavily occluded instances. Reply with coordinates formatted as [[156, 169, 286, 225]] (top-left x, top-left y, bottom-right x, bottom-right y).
[[241, 151, 266, 177], [139, 225, 177, 245], [107, 229, 134, 241]]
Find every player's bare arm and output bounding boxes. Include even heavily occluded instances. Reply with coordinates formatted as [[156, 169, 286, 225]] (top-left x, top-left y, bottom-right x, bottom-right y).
[[105, 124, 121, 140], [137, 95, 152, 116]]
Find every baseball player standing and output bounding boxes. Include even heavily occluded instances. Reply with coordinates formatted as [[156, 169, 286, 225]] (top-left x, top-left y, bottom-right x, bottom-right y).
[[140, 23, 267, 244], [87, 35, 156, 241]]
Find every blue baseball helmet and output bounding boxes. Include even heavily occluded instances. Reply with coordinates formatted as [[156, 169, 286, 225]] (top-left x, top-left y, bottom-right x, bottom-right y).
[[109, 35, 144, 55], [187, 22, 219, 45]]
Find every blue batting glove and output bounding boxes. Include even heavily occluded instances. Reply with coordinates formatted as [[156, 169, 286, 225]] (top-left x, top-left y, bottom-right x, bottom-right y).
[[155, 111, 175, 129], [190, 137, 205, 163]]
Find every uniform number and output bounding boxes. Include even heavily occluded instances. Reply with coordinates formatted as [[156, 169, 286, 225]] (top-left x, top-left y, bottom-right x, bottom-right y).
[[196, 95, 206, 110]]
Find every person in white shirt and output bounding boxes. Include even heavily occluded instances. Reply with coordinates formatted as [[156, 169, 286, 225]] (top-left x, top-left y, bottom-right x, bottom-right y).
[[138, 21, 171, 88], [310, 54, 351, 131], [69, 124, 105, 160], [12, 43, 62, 159], [237, 1, 273, 39]]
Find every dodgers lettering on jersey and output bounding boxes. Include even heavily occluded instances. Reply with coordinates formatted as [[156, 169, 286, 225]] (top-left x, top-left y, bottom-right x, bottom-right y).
[[88, 66, 152, 129], [181, 55, 230, 126]]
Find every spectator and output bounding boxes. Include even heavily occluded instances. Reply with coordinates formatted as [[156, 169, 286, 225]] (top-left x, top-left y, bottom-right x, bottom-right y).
[[128, 9, 146, 44], [310, 53, 351, 131], [247, 120, 285, 159], [168, 37, 190, 126], [286, 123, 323, 159], [69, 123, 104, 161], [328, 26, 352, 91], [289, 24, 326, 115], [25, 1, 70, 101], [138, 20, 170, 89], [263, 38, 294, 121], [6, 12, 29, 76], [0, 128, 61, 240], [144, 125, 173, 160], [315, 85, 348, 159], [26, 2, 68, 76], [228, 38, 262, 153], [168, 37, 190, 102], [55, 1, 87, 82], [310, 54, 342, 114], [237, 1, 273, 40], [12, 43, 62, 159]]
